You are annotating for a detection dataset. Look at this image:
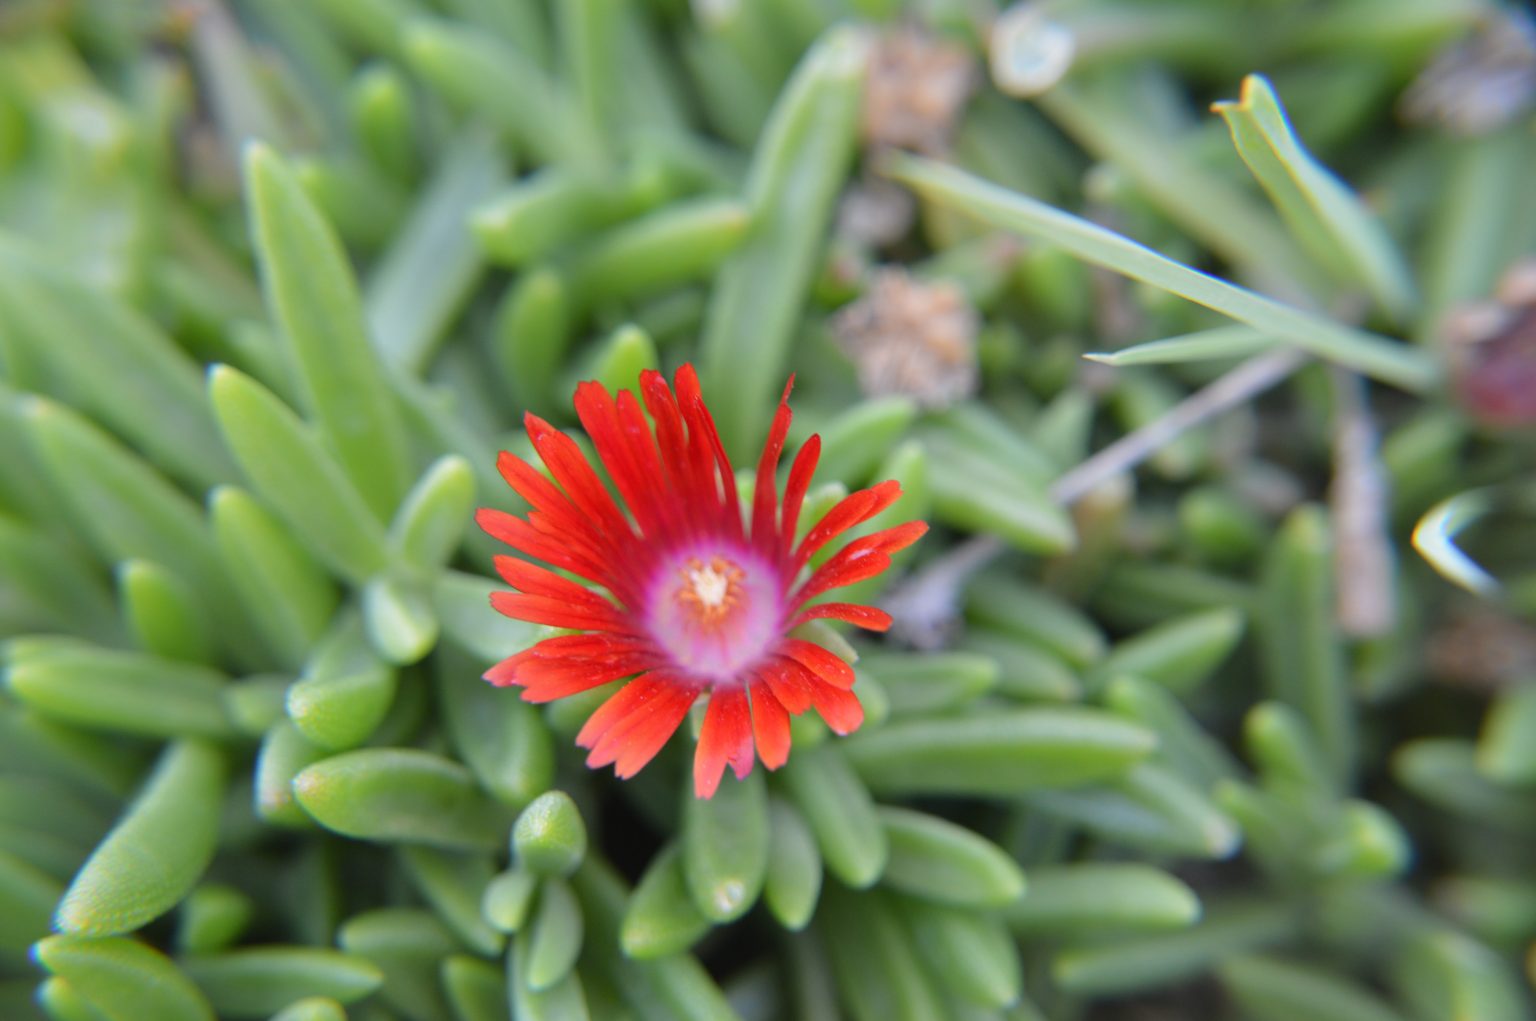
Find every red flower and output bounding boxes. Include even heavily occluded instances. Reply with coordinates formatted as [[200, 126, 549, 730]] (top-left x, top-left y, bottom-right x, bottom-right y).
[[477, 365, 926, 798]]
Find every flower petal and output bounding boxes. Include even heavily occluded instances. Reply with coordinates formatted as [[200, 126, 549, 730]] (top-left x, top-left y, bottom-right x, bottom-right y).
[[579, 674, 701, 774], [525, 413, 635, 543], [780, 434, 820, 550], [760, 657, 814, 714], [694, 684, 754, 798], [612, 681, 703, 779], [477, 508, 609, 584], [674, 364, 742, 540], [575, 381, 671, 539], [752, 377, 795, 551], [792, 602, 894, 632], [780, 638, 856, 690], [793, 522, 929, 605], [795, 480, 903, 567], [748, 677, 792, 770], [490, 591, 633, 633], [516, 656, 657, 702], [807, 674, 863, 735], [494, 556, 615, 606]]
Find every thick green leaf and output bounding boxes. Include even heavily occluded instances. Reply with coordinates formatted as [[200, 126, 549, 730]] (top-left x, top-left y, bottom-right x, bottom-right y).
[[175, 885, 254, 956], [56, 741, 224, 936], [879, 807, 1025, 909], [844, 709, 1156, 796], [398, 846, 504, 956], [622, 844, 712, 960], [524, 877, 583, 992], [780, 744, 887, 888], [246, 143, 412, 518], [403, 19, 597, 165], [570, 859, 737, 1021], [1220, 954, 1408, 1021], [293, 748, 513, 850], [1479, 682, 1536, 783], [179, 948, 383, 1019], [442, 954, 507, 1021], [0, 850, 62, 951], [683, 769, 768, 923], [1003, 864, 1201, 935], [1053, 900, 1299, 996], [565, 197, 752, 307], [482, 869, 539, 935], [254, 721, 328, 828], [514, 791, 589, 877], [857, 652, 997, 718], [0, 516, 120, 644], [117, 560, 213, 665], [209, 366, 391, 584], [390, 455, 476, 574], [819, 886, 946, 1021], [958, 568, 1105, 666], [5, 644, 234, 741], [22, 399, 254, 664], [437, 648, 554, 808], [361, 574, 439, 665], [1026, 762, 1241, 859], [900, 899, 1021, 1009], [336, 908, 459, 1021], [364, 129, 504, 374], [699, 27, 867, 457], [762, 797, 822, 931], [1257, 505, 1354, 788], [209, 487, 338, 670], [1090, 608, 1246, 696], [0, 246, 235, 491], [34, 935, 214, 1021]]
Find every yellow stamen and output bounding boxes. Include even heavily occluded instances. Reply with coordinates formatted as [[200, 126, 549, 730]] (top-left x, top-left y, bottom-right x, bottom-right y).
[[676, 556, 746, 626]]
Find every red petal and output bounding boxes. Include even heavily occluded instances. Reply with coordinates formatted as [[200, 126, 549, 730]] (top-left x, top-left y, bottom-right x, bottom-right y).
[[477, 508, 607, 583], [611, 681, 702, 779], [794, 521, 928, 605], [780, 638, 856, 690], [860, 520, 929, 556], [674, 364, 741, 538], [580, 674, 701, 776], [618, 389, 684, 538], [484, 647, 537, 686], [575, 381, 669, 539], [494, 556, 611, 605], [525, 414, 634, 543], [792, 602, 893, 632], [748, 677, 791, 770], [780, 434, 820, 550], [495, 452, 590, 536], [794, 550, 892, 605], [795, 480, 902, 566], [694, 684, 753, 798], [810, 680, 863, 735], [510, 633, 648, 659], [517, 656, 656, 702], [489, 591, 632, 633], [752, 378, 795, 550], [760, 658, 813, 714]]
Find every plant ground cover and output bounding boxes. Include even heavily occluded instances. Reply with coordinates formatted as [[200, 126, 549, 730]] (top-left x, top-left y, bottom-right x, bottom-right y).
[[1, 1, 1535, 1020]]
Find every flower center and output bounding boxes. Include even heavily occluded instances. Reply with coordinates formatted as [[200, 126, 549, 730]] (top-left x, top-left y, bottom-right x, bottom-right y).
[[676, 556, 745, 625], [646, 546, 782, 683]]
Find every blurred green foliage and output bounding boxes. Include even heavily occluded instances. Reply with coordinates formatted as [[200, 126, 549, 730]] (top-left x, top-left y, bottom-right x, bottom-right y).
[[0, 1, 1535, 1020]]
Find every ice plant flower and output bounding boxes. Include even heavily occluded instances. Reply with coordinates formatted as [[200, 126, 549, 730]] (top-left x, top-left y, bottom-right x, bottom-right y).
[[477, 365, 927, 798]]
